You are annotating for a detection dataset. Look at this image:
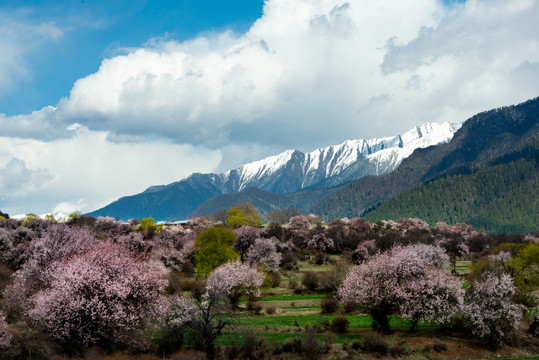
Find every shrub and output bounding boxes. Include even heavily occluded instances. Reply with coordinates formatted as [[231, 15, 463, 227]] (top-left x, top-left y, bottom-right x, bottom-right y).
[[181, 260, 196, 276], [389, 340, 408, 357], [316, 317, 331, 332], [319, 262, 348, 293], [280, 251, 298, 270], [155, 323, 184, 357], [433, 341, 448, 352], [313, 251, 326, 265], [302, 327, 330, 359], [0, 311, 10, 349], [270, 272, 281, 288], [330, 317, 349, 333], [288, 280, 299, 290], [360, 333, 389, 354], [165, 271, 184, 294], [302, 271, 318, 291], [224, 341, 242, 360], [225, 330, 266, 360], [282, 336, 303, 353], [320, 297, 339, 314], [263, 271, 281, 288], [247, 300, 263, 315], [2, 320, 56, 359], [265, 306, 277, 315], [254, 304, 263, 315]]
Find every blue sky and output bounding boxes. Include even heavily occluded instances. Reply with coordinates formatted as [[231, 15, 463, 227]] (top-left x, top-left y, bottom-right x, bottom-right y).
[[0, 0, 265, 115], [0, 0, 538, 216]]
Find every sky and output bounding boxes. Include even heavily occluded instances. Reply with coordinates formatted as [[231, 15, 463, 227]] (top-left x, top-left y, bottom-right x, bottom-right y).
[[0, 0, 538, 216]]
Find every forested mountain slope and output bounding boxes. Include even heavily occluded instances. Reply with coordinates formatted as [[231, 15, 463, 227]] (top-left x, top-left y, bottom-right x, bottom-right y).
[[312, 98, 539, 227], [365, 157, 538, 233]]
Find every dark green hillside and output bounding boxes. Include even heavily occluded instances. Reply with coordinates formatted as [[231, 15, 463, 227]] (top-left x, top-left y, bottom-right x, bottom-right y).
[[312, 97, 539, 227], [364, 158, 538, 233]]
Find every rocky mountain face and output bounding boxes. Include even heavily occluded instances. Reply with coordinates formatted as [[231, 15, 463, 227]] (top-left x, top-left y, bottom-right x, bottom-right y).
[[89, 121, 460, 220]]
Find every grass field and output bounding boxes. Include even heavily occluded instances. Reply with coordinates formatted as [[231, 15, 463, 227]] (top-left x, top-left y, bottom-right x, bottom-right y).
[[179, 255, 536, 359], [227, 255, 445, 346]]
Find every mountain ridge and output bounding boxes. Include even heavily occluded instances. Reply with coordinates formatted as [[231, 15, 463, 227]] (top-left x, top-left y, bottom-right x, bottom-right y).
[[313, 97, 539, 226], [89, 121, 460, 220]]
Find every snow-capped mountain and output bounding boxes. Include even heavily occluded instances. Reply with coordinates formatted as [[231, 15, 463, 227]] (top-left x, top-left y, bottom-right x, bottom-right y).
[[199, 121, 461, 193], [89, 121, 461, 220]]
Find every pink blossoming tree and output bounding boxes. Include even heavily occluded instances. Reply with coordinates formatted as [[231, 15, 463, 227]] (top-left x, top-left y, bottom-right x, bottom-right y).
[[352, 239, 377, 264], [409, 243, 450, 269], [337, 245, 463, 334], [288, 215, 310, 230], [205, 261, 265, 305], [244, 238, 282, 272], [3, 224, 99, 316], [305, 233, 334, 252], [464, 272, 524, 349], [27, 242, 167, 349], [233, 226, 262, 259]]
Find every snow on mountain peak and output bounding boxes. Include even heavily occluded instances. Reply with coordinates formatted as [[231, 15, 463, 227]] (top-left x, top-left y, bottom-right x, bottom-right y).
[[186, 120, 461, 194]]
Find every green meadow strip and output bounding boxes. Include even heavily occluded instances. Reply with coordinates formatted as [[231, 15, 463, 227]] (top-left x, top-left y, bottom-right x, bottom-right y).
[[241, 294, 327, 302], [236, 314, 435, 329], [281, 306, 320, 309]]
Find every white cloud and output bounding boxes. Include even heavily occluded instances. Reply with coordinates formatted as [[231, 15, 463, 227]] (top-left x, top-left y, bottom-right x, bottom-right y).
[[6, 0, 447, 147], [0, 127, 221, 215], [1, 0, 538, 213], [4, 0, 534, 150], [0, 158, 52, 195]]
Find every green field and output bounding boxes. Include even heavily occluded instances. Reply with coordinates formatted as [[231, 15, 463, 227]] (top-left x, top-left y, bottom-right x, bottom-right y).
[[224, 255, 443, 347]]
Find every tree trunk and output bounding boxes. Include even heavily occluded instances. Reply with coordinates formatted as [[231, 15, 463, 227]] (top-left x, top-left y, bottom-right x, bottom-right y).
[[206, 342, 215, 360], [528, 316, 538, 335], [371, 308, 391, 335], [408, 319, 418, 333]]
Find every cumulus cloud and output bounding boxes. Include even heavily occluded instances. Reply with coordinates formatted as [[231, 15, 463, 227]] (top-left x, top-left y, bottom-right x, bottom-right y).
[[0, 158, 52, 195], [1, 0, 539, 213], [2, 0, 445, 147], [4, 0, 537, 153], [0, 126, 221, 215]]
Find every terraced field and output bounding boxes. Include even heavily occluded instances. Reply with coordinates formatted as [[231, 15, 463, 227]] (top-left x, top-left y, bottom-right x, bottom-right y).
[[177, 257, 538, 359], [213, 257, 474, 345]]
